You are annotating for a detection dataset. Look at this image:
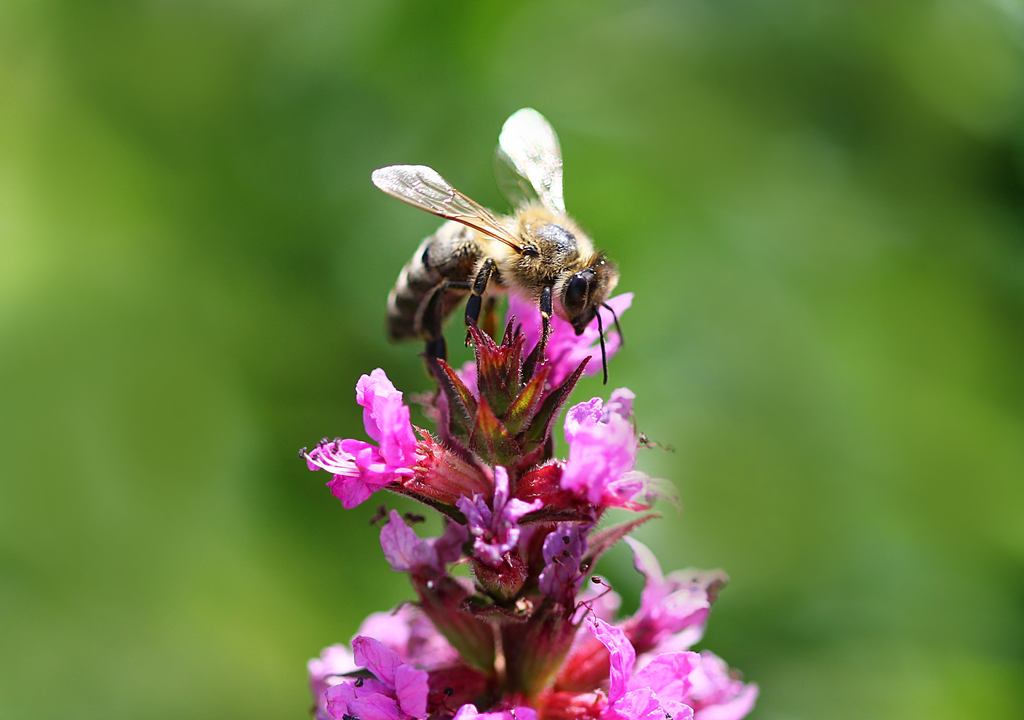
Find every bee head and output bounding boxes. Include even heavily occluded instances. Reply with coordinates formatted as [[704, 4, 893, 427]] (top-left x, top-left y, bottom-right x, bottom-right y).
[[562, 256, 619, 335]]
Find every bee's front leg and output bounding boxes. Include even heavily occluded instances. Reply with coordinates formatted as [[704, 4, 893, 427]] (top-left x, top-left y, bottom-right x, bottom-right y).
[[538, 284, 553, 350], [464, 259, 497, 344], [523, 285, 553, 379]]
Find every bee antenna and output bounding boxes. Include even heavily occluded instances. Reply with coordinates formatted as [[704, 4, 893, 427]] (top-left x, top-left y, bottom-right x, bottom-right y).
[[595, 309, 609, 385], [601, 302, 624, 346]]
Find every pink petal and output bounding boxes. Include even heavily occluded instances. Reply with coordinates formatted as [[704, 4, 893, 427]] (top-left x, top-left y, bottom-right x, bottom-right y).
[[324, 682, 355, 718], [355, 369, 417, 467], [606, 388, 635, 419], [327, 474, 375, 509], [379, 511, 436, 572], [695, 685, 758, 720], [624, 537, 666, 601], [453, 705, 482, 720], [308, 644, 356, 695], [352, 635, 402, 687], [688, 653, 758, 720], [453, 705, 538, 720], [631, 652, 699, 700], [394, 664, 429, 718], [348, 692, 402, 720], [356, 611, 413, 657], [587, 616, 635, 702], [607, 687, 663, 720], [564, 398, 604, 443], [433, 521, 470, 567], [561, 390, 639, 507]]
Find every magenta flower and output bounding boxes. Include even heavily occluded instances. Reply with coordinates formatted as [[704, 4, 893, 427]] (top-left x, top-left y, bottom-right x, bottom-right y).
[[357, 369, 419, 465], [623, 537, 727, 653], [323, 636, 429, 720], [457, 466, 542, 567], [305, 369, 419, 508], [309, 644, 356, 720], [508, 292, 632, 386], [560, 389, 650, 508], [302, 295, 756, 720], [538, 523, 587, 600], [686, 652, 760, 720], [588, 617, 697, 720], [310, 605, 459, 720], [379, 510, 467, 574]]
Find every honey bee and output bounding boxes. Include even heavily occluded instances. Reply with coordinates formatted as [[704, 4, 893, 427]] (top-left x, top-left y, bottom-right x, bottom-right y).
[[372, 108, 622, 381]]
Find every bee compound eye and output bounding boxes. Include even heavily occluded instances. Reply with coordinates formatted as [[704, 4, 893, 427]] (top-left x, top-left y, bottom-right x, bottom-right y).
[[565, 273, 589, 310]]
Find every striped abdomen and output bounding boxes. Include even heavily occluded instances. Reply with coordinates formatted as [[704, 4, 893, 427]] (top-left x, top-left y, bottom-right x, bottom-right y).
[[386, 221, 484, 341]]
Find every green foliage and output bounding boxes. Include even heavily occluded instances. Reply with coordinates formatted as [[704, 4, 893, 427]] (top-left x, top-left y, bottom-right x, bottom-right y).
[[1, 1, 1022, 719]]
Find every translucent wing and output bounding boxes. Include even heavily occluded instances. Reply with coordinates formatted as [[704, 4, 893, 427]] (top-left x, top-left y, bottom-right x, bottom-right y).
[[496, 108, 565, 213], [372, 164, 523, 253], [494, 151, 538, 211]]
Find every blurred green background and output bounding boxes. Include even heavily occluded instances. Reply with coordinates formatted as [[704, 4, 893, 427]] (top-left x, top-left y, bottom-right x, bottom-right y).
[[3, 1, 1023, 718]]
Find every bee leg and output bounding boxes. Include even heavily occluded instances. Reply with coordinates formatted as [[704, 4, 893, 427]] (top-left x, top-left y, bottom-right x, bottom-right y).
[[420, 279, 471, 360], [464, 259, 496, 344], [538, 283, 553, 348], [523, 285, 553, 379]]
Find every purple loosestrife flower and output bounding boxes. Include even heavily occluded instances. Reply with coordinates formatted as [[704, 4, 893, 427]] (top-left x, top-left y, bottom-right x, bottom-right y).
[[587, 617, 697, 720], [305, 369, 419, 508], [622, 538, 727, 654], [560, 389, 651, 509], [380, 510, 467, 574], [309, 644, 356, 719], [323, 636, 430, 720], [458, 466, 542, 568], [303, 299, 757, 720], [685, 652, 760, 720], [538, 523, 587, 600]]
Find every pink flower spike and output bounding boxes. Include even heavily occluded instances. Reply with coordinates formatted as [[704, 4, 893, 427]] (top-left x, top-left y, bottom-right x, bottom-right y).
[[508, 292, 632, 386]]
